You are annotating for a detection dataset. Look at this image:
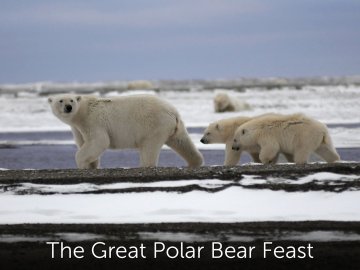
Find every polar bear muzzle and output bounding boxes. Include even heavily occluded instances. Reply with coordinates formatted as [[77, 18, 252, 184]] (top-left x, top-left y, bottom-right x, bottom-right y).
[[232, 139, 241, 151], [64, 104, 73, 113]]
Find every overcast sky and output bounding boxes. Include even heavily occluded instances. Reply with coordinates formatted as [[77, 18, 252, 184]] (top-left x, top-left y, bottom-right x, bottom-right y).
[[0, 0, 359, 83]]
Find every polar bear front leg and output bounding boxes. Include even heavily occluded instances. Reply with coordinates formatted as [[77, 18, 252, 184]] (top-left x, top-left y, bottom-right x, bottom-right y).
[[224, 142, 241, 166], [76, 142, 106, 169], [259, 142, 280, 165], [71, 127, 84, 148], [75, 134, 109, 169]]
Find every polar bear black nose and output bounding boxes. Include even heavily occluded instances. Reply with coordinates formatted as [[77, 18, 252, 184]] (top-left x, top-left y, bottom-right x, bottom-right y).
[[200, 138, 207, 144], [65, 105, 72, 113]]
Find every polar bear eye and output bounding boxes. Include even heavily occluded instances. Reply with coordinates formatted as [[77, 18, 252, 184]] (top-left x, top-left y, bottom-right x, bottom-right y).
[[242, 129, 246, 135], [70, 99, 74, 103], [59, 100, 63, 103], [206, 132, 210, 136]]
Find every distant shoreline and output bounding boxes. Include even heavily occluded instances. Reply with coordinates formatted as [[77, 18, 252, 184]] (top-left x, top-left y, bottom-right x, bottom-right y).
[[1, 76, 360, 95]]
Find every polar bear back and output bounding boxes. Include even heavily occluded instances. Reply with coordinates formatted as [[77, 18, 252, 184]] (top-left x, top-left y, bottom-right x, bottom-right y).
[[240, 113, 328, 153], [74, 95, 179, 149]]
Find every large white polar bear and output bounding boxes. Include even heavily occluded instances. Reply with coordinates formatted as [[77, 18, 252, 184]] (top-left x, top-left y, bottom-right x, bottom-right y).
[[48, 94, 203, 169], [232, 113, 340, 164]]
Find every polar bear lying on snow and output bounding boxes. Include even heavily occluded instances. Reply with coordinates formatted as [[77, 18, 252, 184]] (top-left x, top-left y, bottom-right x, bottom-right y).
[[48, 94, 203, 169], [214, 92, 251, 113], [200, 114, 293, 165], [232, 113, 340, 164]]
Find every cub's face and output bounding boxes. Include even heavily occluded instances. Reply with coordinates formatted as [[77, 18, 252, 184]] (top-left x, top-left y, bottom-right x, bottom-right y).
[[48, 95, 81, 122], [200, 123, 224, 144], [232, 126, 256, 151]]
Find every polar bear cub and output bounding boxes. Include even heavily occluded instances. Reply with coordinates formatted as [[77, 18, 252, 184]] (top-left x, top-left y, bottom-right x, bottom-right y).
[[48, 94, 203, 169], [214, 92, 250, 113], [200, 116, 260, 165], [200, 114, 292, 165], [232, 113, 340, 164]]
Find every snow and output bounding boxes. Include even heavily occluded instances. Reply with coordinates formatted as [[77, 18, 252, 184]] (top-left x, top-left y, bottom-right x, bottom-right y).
[[138, 230, 360, 243], [2, 179, 234, 195], [2, 173, 357, 195], [0, 233, 107, 243], [0, 184, 359, 224], [248, 172, 360, 185], [2, 231, 359, 243], [0, 189, 358, 224]]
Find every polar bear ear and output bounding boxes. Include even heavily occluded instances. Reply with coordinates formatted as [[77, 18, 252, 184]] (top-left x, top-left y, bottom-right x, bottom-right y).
[[48, 97, 53, 103], [242, 129, 247, 135], [76, 96, 81, 102]]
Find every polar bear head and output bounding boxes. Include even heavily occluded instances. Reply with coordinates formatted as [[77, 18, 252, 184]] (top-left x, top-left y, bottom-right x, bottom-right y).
[[232, 126, 257, 151], [48, 94, 82, 123], [214, 93, 231, 113], [200, 122, 225, 144]]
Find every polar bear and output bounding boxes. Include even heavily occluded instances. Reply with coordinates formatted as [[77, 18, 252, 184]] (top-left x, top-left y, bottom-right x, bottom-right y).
[[127, 80, 153, 90], [214, 92, 250, 113], [200, 116, 259, 165], [200, 114, 292, 165], [48, 94, 203, 169], [232, 113, 340, 164]]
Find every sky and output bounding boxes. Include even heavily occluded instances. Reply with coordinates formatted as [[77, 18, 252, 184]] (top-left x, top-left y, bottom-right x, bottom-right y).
[[0, 0, 359, 83]]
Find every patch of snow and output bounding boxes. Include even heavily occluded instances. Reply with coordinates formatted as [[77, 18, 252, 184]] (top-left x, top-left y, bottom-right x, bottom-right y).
[[1, 179, 235, 195], [0, 187, 359, 224]]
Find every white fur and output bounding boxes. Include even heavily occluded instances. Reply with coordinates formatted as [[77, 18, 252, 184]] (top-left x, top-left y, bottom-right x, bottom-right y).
[[201, 116, 257, 165], [232, 113, 340, 165], [127, 80, 153, 90], [214, 92, 250, 113], [201, 114, 292, 165], [49, 94, 203, 169]]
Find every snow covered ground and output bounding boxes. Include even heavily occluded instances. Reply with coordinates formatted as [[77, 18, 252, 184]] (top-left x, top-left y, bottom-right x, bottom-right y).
[[1, 185, 359, 224], [0, 172, 359, 224]]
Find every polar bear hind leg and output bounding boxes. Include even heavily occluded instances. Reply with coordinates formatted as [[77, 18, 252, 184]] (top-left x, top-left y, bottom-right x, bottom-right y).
[[166, 119, 203, 168], [314, 133, 340, 163]]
